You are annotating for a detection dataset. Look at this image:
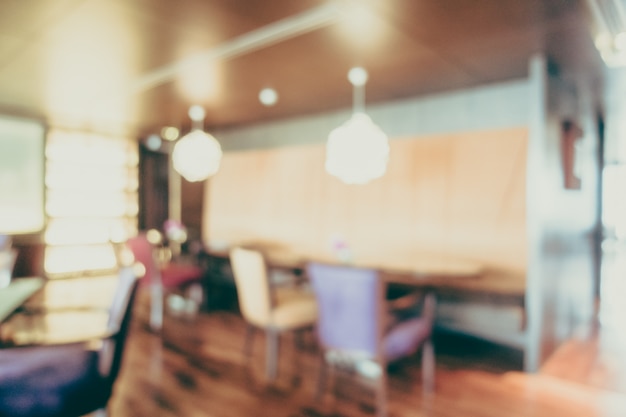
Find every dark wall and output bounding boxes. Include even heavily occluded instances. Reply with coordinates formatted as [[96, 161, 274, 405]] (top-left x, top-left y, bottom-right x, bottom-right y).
[[138, 146, 169, 232]]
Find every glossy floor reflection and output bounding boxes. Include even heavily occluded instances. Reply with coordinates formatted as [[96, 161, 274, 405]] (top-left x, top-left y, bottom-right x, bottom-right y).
[[98, 285, 626, 417], [540, 240, 626, 395]]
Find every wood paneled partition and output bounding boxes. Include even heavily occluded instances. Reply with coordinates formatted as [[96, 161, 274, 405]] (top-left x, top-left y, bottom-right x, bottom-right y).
[[203, 127, 527, 274]]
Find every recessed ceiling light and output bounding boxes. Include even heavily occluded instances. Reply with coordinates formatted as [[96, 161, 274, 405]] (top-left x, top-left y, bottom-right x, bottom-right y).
[[188, 105, 206, 121], [348, 67, 368, 86], [145, 134, 162, 151], [259, 88, 278, 106]]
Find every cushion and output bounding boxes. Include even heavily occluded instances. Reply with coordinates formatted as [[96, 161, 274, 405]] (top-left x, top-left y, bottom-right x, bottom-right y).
[[384, 317, 431, 362], [270, 288, 318, 330], [160, 263, 203, 288], [0, 343, 107, 417]]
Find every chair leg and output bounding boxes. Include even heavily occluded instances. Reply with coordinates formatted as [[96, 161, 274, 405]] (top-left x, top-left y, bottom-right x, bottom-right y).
[[318, 353, 339, 415], [243, 324, 256, 359], [316, 352, 328, 401], [375, 364, 388, 417], [266, 329, 279, 381], [149, 281, 163, 332], [292, 329, 304, 386], [422, 338, 435, 393], [186, 283, 204, 315]]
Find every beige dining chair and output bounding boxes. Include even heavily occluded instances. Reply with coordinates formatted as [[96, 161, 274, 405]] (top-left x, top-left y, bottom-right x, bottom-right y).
[[229, 246, 317, 381]]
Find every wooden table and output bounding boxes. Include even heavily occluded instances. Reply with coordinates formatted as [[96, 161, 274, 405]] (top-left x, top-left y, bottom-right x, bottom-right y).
[[0, 274, 119, 347], [205, 243, 524, 306]]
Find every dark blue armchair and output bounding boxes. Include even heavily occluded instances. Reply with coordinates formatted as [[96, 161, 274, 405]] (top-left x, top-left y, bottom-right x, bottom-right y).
[[0, 266, 138, 417]]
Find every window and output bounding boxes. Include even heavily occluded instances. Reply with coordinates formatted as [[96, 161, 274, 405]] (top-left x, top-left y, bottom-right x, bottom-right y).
[[44, 129, 138, 278]]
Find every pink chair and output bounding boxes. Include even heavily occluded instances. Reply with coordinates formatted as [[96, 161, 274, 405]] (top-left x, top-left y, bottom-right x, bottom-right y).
[[127, 232, 204, 331]]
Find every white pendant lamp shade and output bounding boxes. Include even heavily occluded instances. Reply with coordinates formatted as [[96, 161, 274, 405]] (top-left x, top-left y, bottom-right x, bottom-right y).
[[325, 112, 389, 184], [172, 129, 222, 182], [326, 67, 389, 184], [172, 105, 222, 182]]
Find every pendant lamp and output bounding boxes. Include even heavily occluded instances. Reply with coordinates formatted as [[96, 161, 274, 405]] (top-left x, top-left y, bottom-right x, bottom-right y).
[[172, 105, 222, 182], [325, 67, 389, 184]]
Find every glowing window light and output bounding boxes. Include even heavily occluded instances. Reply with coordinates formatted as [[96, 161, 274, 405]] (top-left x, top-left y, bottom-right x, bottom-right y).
[[46, 192, 129, 218], [44, 129, 138, 278], [45, 244, 118, 277], [126, 198, 139, 216], [46, 162, 134, 191], [46, 132, 131, 165], [45, 218, 136, 246], [0, 116, 45, 234]]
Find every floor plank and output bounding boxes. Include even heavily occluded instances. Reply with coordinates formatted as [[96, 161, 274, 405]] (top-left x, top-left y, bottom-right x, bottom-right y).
[[99, 291, 626, 417]]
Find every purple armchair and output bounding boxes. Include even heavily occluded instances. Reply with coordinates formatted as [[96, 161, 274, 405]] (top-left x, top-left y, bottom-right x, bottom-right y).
[[307, 262, 436, 417], [0, 266, 139, 417]]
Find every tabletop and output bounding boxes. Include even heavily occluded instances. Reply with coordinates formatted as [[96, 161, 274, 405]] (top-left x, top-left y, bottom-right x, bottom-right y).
[[0, 274, 119, 347], [205, 241, 525, 305], [0, 277, 44, 323]]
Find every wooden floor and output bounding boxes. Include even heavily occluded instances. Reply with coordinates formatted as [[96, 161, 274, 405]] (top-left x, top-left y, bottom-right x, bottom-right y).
[[539, 243, 626, 397], [100, 291, 626, 417]]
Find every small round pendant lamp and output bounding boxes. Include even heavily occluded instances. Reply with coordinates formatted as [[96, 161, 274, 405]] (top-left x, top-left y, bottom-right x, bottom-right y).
[[172, 105, 222, 182]]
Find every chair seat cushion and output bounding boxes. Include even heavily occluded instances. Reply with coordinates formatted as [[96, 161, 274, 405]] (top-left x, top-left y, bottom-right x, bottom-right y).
[[160, 263, 203, 288], [0, 343, 107, 417], [270, 287, 318, 330], [384, 317, 431, 362]]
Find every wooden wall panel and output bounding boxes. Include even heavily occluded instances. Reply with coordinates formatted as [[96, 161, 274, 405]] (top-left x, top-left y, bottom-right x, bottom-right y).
[[204, 127, 528, 273]]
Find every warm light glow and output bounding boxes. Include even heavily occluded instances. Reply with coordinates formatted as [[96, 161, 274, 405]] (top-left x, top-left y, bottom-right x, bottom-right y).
[[46, 161, 135, 192], [45, 218, 136, 246], [326, 66, 389, 185], [593, 31, 626, 67], [188, 105, 206, 121], [43, 3, 137, 127], [161, 127, 180, 141], [334, 2, 388, 49], [173, 130, 223, 182], [44, 129, 138, 277], [45, 244, 118, 277], [46, 191, 130, 218], [348, 67, 368, 86], [0, 117, 45, 234], [326, 112, 389, 184], [177, 62, 222, 103], [47, 131, 136, 166], [616, 32, 626, 51], [259, 88, 278, 106], [146, 229, 163, 245]]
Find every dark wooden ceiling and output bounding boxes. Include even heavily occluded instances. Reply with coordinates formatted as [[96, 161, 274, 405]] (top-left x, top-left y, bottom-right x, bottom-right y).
[[0, 0, 605, 138]]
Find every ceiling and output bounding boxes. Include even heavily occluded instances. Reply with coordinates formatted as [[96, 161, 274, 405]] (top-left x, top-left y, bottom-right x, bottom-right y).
[[0, 0, 606, 139]]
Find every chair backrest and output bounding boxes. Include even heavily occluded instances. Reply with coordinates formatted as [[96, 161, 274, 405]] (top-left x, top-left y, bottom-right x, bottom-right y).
[[100, 266, 139, 385], [126, 234, 158, 284], [307, 262, 383, 358], [229, 247, 272, 327]]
